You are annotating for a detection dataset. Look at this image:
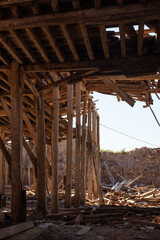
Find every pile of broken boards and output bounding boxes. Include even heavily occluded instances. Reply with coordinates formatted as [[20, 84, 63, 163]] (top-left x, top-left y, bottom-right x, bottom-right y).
[[101, 176, 160, 208]]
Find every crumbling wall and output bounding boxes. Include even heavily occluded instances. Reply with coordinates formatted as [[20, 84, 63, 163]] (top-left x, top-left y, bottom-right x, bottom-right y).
[[100, 147, 160, 187]]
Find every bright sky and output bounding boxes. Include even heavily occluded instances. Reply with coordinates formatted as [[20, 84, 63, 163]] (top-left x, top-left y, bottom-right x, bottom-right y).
[[93, 92, 160, 152]]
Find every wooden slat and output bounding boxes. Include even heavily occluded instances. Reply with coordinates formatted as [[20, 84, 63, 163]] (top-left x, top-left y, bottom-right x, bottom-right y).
[[100, 76, 135, 107], [0, 34, 23, 64], [99, 25, 110, 59], [10, 30, 36, 63], [94, 0, 101, 8], [79, 22, 94, 60], [119, 23, 126, 57], [51, 87, 59, 213], [137, 22, 144, 56], [72, 0, 80, 10], [26, 28, 50, 63], [74, 81, 81, 207], [61, 24, 80, 61], [65, 84, 73, 208], [42, 26, 64, 63]]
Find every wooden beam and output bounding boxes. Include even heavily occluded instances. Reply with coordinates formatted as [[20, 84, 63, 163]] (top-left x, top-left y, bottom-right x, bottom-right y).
[[80, 94, 87, 205], [79, 22, 94, 60], [23, 112, 37, 144], [10, 30, 36, 63], [94, 0, 101, 8], [119, 23, 126, 57], [0, 2, 159, 31], [0, 136, 11, 166], [51, 87, 59, 213], [0, 49, 9, 65], [0, 96, 11, 120], [65, 84, 73, 208], [0, 129, 4, 195], [100, 76, 135, 107], [137, 22, 144, 56], [60, 24, 79, 61], [92, 111, 98, 198], [72, 0, 80, 10], [51, 0, 59, 13], [26, 28, 49, 63], [42, 26, 64, 63], [87, 99, 92, 200], [36, 92, 46, 216], [0, 34, 23, 64], [99, 25, 110, 59], [22, 55, 160, 77], [10, 60, 23, 222], [74, 81, 81, 207]]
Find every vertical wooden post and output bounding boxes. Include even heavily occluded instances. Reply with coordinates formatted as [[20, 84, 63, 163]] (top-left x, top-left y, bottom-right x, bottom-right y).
[[74, 82, 81, 207], [0, 128, 4, 195], [36, 92, 46, 216], [65, 84, 73, 208], [80, 94, 87, 205], [51, 87, 59, 213], [92, 110, 98, 198], [46, 145, 51, 193], [87, 99, 93, 200], [10, 60, 23, 222]]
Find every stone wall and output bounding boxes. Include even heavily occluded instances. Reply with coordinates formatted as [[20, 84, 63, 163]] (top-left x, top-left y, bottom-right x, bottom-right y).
[[100, 147, 160, 187]]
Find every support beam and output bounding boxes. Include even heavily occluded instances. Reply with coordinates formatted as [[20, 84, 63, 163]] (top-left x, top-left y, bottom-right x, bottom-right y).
[[80, 94, 87, 205], [100, 76, 135, 107], [51, 0, 59, 13], [60, 24, 80, 61], [119, 23, 126, 57], [10, 60, 23, 222], [65, 84, 73, 208], [137, 22, 144, 56], [36, 92, 46, 216], [51, 87, 59, 213], [26, 28, 50, 63], [92, 111, 98, 198], [99, 25, 110, 59], [74, 81, 81, 207], [10, 30, 36, 63], [42, 26, 64, 63], [0, 136, 11, 166], [79, 22, 94, 60], [0, 129, 4, 195], [87, 99, 92, 200], [72, 0, 80, 10]]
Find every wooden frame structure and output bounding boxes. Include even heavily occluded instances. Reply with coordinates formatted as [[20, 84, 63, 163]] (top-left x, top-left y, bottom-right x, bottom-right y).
[[0, 0, 160, 221]]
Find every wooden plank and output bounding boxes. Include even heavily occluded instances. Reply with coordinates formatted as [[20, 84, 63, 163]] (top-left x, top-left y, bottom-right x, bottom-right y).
[[10, 60, 23, 222], [0, 222, 34, 239], [42, 26, 64, 63], [119, 23, 126, 57], [0, 2, 158, 31], [51, 87, 59, 213], [99, 25, 110, 59], [10, 30, 36, 63], [0, 34, 23, 64], [79, 22, 94, 60], [100, 76, 135, 107], [72, 0, 80, 10], [94, 0, 101, 8], [92, 111, 98, 198], [74, 81, 81, 207], [87, 99, 92, 200], [80, 94, 87, 205], [36, 92, 46, 216], [26, 28, 50, 63], [61, 24, 79, 61], [137, 22, 144, 56], [65, 84, 73, 208]]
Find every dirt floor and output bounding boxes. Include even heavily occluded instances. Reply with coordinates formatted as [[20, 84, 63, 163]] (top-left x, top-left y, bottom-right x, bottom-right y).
[[4, 222, 160, 240]]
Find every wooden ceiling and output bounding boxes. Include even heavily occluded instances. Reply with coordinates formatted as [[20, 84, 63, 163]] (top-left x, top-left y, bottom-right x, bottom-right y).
[[0, 0, 160, 140]]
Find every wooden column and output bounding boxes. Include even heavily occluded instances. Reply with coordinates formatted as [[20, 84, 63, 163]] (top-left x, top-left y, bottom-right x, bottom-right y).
[[92, 111, 98, 198], [0, 128, 4, 195], [80, 94, 87, 205], [65, 84, 73, 208], [10, 60, 23, 222], [36, 92, 46, 216], [51, 87, 59, 213], [74, 82, 81, 207], [87, 99, 93, 200], [46, 145, 51, 193]]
